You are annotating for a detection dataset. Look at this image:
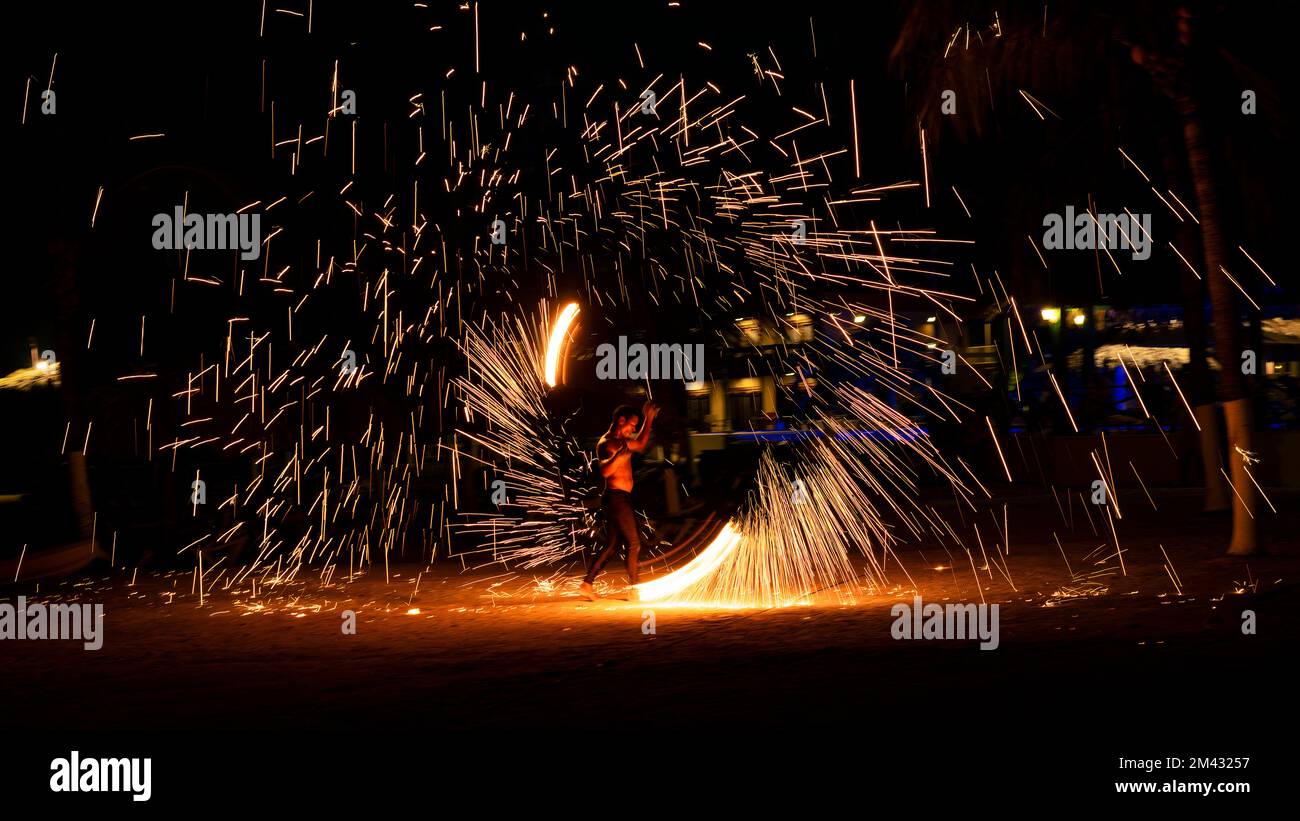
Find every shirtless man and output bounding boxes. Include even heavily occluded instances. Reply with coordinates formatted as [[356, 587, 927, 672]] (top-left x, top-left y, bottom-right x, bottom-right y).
[[579, 400, 659, 601]]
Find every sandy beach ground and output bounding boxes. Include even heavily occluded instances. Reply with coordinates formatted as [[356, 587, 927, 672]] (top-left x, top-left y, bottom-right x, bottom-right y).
[[4, 488, 1296, 747]]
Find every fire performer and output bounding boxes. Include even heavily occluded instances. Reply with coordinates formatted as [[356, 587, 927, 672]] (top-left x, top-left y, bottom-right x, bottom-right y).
[[579, 400, 659, 601]]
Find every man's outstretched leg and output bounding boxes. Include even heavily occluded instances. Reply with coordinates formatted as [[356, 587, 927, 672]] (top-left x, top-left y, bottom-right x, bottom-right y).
[[605, 490, 641, 600], [580, 496, 623, 600]]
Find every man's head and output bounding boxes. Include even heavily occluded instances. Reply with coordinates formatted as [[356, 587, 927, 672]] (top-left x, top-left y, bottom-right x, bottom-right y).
[[610, 405, 641, 437]]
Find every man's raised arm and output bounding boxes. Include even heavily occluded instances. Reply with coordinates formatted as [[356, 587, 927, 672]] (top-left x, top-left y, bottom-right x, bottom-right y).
[[627, 400, 659, 453]]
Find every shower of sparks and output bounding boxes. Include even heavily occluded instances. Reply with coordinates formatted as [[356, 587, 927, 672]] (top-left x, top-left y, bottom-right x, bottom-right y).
[[30, 3, 1265, 618], [635, 437, 928, 608], [453, 307, 600, 569]]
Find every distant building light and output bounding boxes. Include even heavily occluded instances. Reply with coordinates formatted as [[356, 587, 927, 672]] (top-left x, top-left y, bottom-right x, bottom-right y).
[[853, 314, 866, 323], [1073, 313, 1086, 326], [1041, 307, 1061, 323], [925, 316, 937, 323]]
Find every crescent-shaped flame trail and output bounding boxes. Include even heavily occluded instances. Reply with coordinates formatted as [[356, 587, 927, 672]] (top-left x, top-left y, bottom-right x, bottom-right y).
[[544, 302, 580, 388], [635, 521, 744, 603]]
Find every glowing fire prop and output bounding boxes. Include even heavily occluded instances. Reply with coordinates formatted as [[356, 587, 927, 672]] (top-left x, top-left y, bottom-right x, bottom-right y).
[[635, 521, 744, 603], [544, 303, 580, 388]]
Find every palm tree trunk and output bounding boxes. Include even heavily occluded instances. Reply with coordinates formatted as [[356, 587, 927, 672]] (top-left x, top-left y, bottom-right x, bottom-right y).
[[50, 239, 95, 542], [1191, 403, 1229, 510], [1180, 111, 1258, 554], [1169, 147, 1229, 511]]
